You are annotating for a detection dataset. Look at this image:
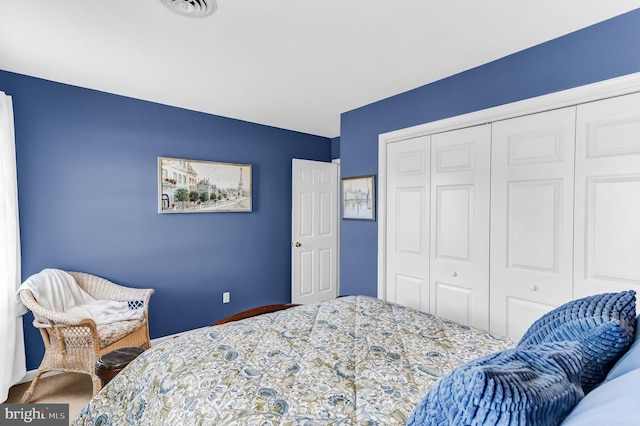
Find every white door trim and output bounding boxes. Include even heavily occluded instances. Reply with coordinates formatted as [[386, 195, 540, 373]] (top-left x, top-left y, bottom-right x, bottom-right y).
[[333, 158, 341, 296], [378, 71, 640, 300]]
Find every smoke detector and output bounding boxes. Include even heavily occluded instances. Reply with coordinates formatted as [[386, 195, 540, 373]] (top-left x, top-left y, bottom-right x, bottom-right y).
[[161, 0, 217, 17]]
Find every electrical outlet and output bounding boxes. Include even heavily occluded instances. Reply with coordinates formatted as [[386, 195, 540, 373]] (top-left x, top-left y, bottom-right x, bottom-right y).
[[223, 292, 230, 304]]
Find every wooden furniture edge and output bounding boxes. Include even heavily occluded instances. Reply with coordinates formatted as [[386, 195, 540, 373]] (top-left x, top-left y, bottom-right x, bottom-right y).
[[211, 303, 300, 326]]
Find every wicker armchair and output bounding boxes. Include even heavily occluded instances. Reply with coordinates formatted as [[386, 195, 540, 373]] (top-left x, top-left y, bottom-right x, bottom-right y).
[[18, 271, 154, 403]]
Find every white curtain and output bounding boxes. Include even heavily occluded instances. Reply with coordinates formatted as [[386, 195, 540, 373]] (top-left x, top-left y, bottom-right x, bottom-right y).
[[0, 91, 25, 402]]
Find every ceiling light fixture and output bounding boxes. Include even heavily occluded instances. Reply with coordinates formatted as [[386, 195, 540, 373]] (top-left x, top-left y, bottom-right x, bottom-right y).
[[161, 0, 216, 18]]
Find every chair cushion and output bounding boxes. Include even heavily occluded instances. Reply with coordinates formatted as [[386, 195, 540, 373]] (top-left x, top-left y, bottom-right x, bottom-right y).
[[97, 318, 145, 348], [518, 290, 636, 393], [407, 342, 584, 426]]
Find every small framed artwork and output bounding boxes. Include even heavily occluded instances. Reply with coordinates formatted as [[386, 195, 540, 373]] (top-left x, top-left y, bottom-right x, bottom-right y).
[[342, 175, 375, 221], [158, 156, 252, 213]]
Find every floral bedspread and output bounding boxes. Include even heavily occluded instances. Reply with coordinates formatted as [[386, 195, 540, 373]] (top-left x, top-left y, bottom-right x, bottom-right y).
[[73, 296, 511, 425]]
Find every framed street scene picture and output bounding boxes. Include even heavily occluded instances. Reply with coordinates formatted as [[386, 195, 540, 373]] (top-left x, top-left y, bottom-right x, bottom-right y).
[[342, 175, 375, 220], [158, 156, 252, 213]]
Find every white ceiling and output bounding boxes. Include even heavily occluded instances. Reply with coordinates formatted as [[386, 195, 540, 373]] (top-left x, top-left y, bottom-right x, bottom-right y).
[[1, 1, 640, 138]]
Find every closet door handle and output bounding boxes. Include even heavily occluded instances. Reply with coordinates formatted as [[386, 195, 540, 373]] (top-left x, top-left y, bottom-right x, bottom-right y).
[[450, 271, 457, 277], [529, 284, 537, 292]]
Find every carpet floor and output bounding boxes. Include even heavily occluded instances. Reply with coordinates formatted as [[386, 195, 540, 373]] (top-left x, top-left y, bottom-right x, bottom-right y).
[[4, 373, 93, 423]]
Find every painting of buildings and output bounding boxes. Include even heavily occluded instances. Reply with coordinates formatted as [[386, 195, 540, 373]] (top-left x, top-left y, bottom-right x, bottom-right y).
[[159, 157, 251, 213]]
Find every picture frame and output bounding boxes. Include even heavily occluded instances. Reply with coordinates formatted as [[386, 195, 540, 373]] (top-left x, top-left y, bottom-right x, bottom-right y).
[[158, 156, 252, 213], [342, 175, 375, 220]]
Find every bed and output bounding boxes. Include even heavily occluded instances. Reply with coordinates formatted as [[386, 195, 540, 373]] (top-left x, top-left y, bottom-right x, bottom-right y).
[[72, 292, 639, 425], [72, 296, 511, 425]]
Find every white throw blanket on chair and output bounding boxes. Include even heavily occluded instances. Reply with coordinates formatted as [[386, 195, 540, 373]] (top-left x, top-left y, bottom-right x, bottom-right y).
[[16, 268, 143, 325]]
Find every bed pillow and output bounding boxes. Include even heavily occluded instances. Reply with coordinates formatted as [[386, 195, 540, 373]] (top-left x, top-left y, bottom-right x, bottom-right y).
[[518, 290, 636, 393], [560, 368, 640, 425], [407, 341, 584, 426]]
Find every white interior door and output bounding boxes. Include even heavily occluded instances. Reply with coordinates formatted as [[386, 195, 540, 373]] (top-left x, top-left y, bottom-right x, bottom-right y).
[[490, 107, 576, 340], [385, 135, 431, 311], [291, 159, 338, 304], [430, 124, 491, 329], [574, 92, 640, 299]]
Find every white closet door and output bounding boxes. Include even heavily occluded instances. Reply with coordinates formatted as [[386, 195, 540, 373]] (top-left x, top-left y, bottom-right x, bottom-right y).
[[490, 107, 576, 340], [385, 135, 430, 311], [430, 124, 491, 329], [574, 92, 640, 299]]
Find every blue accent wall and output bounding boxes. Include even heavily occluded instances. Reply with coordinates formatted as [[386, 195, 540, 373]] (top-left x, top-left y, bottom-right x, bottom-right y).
[[331, 137, 340, 159], [339, 9, 640, 297], [0, 70, 331, 370]]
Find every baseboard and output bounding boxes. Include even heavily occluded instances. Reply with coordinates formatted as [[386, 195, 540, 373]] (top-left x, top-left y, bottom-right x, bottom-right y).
[[15, 327, 205, 385]]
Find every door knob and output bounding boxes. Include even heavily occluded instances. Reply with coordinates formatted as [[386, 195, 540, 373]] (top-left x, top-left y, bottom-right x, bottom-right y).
[[294, 242, 302, 247], [450, 271, 457, 277], [529, 284, 537, 292]]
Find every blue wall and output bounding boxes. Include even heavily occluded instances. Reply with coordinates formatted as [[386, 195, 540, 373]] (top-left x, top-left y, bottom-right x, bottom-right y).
[[0, 71, 331, 370], [331, 137, 340, 159], [339, 9, 640, 297]]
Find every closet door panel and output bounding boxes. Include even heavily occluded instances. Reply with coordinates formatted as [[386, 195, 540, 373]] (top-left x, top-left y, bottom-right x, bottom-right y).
[[504, 297, 557, 340], [431, 124, 491, 330], [507, 179, 562, 271], [385, 136, 431, 312], [575, 92, 640, 298], [490, 107, 576, 340]]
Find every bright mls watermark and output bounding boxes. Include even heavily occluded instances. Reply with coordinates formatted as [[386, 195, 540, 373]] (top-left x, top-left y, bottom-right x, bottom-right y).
[[0, 404, 68, 425]]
